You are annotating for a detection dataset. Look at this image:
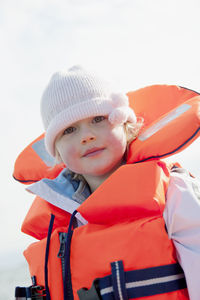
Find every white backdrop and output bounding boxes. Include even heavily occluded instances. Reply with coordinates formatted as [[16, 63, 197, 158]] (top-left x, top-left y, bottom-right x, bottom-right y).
[[0, 0, 200, 298]]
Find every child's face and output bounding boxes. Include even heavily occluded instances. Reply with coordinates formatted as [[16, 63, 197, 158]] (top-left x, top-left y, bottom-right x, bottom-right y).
[[55, 115, 127, 177]]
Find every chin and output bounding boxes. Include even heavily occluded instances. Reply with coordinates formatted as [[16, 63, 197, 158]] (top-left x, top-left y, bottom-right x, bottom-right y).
[[89, 166, 116, 177]]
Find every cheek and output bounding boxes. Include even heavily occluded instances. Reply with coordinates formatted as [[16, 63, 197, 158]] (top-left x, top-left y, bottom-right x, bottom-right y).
[[57, 140, 77, 164], [66, 145, 77, 157], [108, 127, 127, 151]]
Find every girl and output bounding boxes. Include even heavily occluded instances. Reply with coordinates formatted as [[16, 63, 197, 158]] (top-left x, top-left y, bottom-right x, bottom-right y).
[[16, 66, 200, 300]]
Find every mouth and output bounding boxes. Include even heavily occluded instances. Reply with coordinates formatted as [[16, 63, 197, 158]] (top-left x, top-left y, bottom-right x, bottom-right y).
[[83, 147, 105, 157]]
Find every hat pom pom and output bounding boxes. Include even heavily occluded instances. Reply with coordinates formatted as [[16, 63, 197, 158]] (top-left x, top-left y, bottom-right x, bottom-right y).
[[110, 93, 129, 107], [108, 107, 137, 125], [108, 107, 128, 125]]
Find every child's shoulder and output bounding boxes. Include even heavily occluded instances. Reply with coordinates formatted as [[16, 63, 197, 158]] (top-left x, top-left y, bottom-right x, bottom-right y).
[[165, 164, 200, 231], [169, 165, 200, 197]]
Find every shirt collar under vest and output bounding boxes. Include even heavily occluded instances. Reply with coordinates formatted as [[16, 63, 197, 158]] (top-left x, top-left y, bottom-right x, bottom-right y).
[[26, 168, 91, 216]]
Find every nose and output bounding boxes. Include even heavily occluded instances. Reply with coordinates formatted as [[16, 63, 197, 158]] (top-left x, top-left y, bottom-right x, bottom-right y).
[[81, 131, 96, 144]]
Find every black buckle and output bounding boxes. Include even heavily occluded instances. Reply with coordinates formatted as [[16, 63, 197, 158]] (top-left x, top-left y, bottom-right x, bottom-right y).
[[77, 279, 101, 300], [15, 285, 46, 299], [31, 285, 46, 299]]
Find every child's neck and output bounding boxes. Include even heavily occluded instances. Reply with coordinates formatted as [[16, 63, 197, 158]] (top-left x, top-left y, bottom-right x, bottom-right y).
[[83, 173, 109, 193]]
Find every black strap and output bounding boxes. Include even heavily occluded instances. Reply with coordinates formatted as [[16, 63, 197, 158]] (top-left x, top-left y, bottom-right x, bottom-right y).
[[77, 261, 187, 300], [99, 261, 187, 299]]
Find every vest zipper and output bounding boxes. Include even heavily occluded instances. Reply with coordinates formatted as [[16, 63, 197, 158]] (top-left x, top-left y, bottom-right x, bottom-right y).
[[58, 211, 78, 300], [57, 232, 68, 286]]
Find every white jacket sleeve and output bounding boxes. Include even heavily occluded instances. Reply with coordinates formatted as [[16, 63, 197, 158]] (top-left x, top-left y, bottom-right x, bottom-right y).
[[163, 168, 200, 300]]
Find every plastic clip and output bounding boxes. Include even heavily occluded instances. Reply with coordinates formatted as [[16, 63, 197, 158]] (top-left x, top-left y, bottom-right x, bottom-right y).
[[15, 285, 46, 300], [77, 279, 101, 300]]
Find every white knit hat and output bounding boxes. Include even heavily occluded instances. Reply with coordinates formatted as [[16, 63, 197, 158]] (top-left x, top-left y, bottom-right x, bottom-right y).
[[41, 65, 137, 157]]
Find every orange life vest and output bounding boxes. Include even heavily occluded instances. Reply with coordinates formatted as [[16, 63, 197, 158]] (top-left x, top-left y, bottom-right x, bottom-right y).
[[14, 84, 200, 300], [23, 160, 189, 300]]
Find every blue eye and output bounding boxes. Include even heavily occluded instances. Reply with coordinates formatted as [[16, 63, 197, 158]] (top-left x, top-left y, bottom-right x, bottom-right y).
[[93, 116, 106, 123], [63, 127, 76, 135]]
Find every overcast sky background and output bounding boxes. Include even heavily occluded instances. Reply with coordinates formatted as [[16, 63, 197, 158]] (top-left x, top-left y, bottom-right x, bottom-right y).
[[1, 0, 200, 276]]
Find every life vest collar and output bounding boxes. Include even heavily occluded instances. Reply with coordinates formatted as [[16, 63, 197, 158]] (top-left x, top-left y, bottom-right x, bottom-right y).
[[77, 160, 170, 224], [13, 85, 200, 185], [26, 160, 169, 225]]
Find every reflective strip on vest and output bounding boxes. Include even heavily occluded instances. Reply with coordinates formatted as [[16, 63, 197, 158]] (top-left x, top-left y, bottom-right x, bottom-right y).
[[32, 138, 54, 167], [138, 104, 191, 141], [98, 261, 187, 299]]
